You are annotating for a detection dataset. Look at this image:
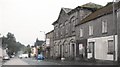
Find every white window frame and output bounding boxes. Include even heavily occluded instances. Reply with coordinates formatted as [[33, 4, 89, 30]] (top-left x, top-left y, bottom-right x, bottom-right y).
[[102, 20, 107, 33], [89, 25, 93, 35], [80, 28, 83, 37]]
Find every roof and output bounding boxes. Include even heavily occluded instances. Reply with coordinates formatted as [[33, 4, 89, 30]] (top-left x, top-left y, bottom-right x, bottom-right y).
[[52, 2, 103, 25], [62, 8, 72, 13], [76, 2, 120, 26], [52, 8, 72, 25], [46, 30, 54, 35], [81, 2, 103, 9]]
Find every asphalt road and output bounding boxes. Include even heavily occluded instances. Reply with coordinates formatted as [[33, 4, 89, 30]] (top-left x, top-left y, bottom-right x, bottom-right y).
[[1, 57, 119, 67], [21, 58, 61, 65]]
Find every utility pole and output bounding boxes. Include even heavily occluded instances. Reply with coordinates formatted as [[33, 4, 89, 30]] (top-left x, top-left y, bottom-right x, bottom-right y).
[[113, 0, 116, 61]]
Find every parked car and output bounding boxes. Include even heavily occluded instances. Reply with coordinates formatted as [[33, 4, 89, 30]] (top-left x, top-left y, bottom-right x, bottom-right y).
[[11, 55, 15, 58], [37, 54, 45, 60], [18, 53, 28, 59], [3, 55, 10, 60]]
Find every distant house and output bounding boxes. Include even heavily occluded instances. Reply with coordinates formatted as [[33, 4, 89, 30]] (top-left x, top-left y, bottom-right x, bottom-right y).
[[45, 30, 54, 58]]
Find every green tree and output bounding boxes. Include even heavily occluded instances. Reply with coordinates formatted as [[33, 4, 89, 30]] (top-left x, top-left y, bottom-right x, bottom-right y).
[[2, 32, 26, 56]]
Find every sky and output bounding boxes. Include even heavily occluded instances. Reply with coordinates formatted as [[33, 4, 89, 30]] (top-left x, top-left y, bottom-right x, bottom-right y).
[[0, 0, 113, 46]]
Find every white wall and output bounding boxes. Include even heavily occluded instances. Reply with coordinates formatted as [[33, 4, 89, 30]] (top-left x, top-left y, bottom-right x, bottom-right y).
[[87, 35, 118, 61], [0, 47, 2, 57]]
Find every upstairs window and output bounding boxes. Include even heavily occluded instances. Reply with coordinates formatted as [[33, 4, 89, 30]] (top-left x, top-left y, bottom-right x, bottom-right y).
[[80, 28, 83, 37], [102, 20, 107, 33], [60, 24, 63, 36], [70, 16, 76, 32], [65, 21, 68, 34], [89, 25, 93, 36]]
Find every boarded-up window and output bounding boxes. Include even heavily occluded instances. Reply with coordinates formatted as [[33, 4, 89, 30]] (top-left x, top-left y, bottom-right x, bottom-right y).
[[108, 40, 114, 54], [87, 42, 94, 53]]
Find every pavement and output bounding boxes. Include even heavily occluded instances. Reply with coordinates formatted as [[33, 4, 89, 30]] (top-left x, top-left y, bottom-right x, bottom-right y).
[[3, 57, 29, 65], [44, 58, 119, 65], [0, 58, 3, 67]]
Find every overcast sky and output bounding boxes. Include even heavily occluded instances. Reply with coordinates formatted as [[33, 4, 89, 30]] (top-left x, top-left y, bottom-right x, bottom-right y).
[[0, 0, 113, 46]]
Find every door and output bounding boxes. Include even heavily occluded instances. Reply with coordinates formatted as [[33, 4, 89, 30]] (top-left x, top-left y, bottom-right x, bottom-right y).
[[71, 44, 75, 57], [88, 42, 95, 59], [60, 45, 62, 58]]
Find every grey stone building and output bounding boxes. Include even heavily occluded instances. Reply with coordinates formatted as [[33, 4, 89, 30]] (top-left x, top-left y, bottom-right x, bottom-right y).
[[76, 1, 120, 61], [52, 3, 101, 60]]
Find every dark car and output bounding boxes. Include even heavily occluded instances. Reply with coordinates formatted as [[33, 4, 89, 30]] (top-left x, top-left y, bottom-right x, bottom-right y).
[[37, 54, 45, 60]]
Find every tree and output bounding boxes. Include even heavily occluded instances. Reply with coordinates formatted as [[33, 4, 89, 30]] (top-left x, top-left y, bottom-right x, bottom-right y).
[[2, 32, 26, 56]]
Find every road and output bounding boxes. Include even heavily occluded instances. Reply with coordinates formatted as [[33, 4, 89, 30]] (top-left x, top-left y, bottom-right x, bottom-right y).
[[1, 57, 119, 67], [21, 58, 61, 65], [2, 57, 61, 65], [3, 57, 28, 65]]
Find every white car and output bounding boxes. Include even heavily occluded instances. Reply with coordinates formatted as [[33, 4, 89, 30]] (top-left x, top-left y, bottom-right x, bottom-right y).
[[3, 55, 10, 60], [19, 54, 28, 58]]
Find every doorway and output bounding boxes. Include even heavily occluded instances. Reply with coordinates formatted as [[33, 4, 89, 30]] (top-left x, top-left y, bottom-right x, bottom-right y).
[[88, 42, 95, 59]]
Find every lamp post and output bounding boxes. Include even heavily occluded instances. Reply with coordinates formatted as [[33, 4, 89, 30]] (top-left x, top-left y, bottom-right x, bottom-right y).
[[40, 31, 46, 57]]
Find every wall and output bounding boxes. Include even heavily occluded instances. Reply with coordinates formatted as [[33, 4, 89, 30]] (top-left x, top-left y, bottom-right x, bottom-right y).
[[117, 8, 120, 62], [88, 35, 118, 61], [76, 13, 117, 41]]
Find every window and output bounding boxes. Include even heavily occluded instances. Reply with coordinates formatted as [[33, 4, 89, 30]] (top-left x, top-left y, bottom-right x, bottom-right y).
[[102, 20, 107, 33], [80, 28, 83, 37], [89, 25, 93, 35], [60, 24, 63, 36], [65, 21, 68, 34], [70, 16, 76, 32], [108, 40, 114, 54], [80, 10, 84, 20], [79, 44, 83, 54], [65, 44, 68, 52]]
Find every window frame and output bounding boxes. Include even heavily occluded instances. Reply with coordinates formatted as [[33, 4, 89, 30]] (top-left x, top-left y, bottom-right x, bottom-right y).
[[107, 40, 114, 54], [102, 20, 107, 33], [89, 25, 93, 36], [80, 28, 83, 37]]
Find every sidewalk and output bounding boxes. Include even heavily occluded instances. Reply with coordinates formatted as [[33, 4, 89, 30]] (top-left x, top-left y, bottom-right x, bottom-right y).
[[44, 58, 118, 65], [3, 58, 29, 65], [0, 57, 3, 67]]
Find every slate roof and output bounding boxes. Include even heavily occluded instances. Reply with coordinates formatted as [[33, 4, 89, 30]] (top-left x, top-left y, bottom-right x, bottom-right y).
[[81, 2, 103, 9], [76, 1, 120, 26], [52, 2, 103, 25]]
